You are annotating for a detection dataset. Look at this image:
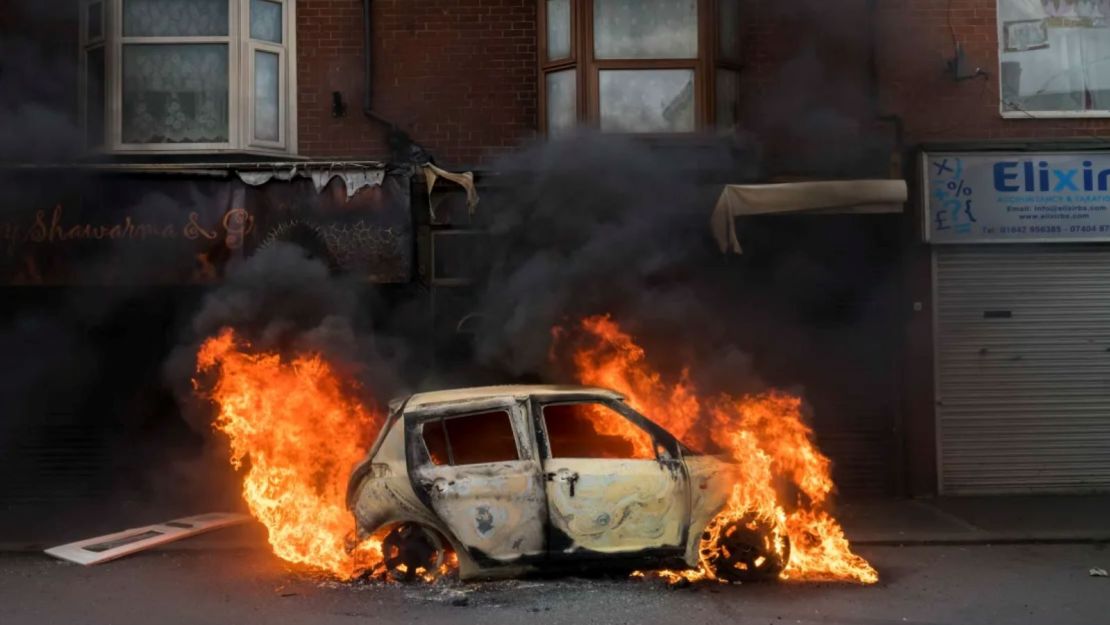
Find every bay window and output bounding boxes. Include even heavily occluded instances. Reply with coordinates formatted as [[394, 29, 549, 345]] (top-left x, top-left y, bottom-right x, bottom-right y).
[[998, 0, 1110, 117], [538, 0, 743, 136], [80, 0, 296, 154]]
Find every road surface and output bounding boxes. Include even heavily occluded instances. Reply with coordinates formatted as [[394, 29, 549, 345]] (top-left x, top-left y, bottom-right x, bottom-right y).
[[1, 540, 1106, 625]]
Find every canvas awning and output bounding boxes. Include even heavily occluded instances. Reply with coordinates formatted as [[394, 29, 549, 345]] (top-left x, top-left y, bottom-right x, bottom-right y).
[[711, 179, 908, 254]]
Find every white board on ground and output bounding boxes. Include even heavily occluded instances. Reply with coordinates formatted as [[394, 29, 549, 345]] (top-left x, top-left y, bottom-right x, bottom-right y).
[[43, 512, 252, 565]]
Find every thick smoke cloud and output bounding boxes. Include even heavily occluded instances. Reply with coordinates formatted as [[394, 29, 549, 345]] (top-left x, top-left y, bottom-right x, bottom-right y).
[[457, 130, 899, 429], [0, 0, 904, 535], [0, 0, 82, 164], [165, 242, 406, 433], [467, 133, 766, 394], [738, 0, 890, 177], [0, 2, 247, 528]]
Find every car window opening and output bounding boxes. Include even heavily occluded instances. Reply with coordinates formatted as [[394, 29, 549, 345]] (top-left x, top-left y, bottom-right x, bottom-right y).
[[542, 402, 656, 460], [421, 419, 451, 465], [421, 410, 519, 466]]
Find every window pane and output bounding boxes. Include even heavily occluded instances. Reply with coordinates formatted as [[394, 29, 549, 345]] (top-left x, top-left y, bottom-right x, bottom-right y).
[[599, 69, 695, 133], [251, 0, 283, 43], [87, 2, 104, 40], [998, 0, 1110, 113], [546, 0, 571, 59], [594, 0, 697, 59], [86, 47, 105, 147], [543, 403, 655, 460], [718, 0, 741, 60], [716, 69, 740, 130], [422, 421, 450, 466], [546, 68, 576, 136], [121, 44, 229, 144], [123, 0, 229, 36], [254, 50, 280, 141], [443, 410, 518, 465]]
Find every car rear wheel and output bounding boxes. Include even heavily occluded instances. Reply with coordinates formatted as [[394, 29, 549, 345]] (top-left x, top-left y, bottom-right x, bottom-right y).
[[702, 513, 790, 582], [381, 523, 446, 582]]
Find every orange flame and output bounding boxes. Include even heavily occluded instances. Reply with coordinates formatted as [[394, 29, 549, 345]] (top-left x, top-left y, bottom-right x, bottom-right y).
[[195, 328, 383, 580], [561, 315, 878, 584], [194, 315, 875, 585]]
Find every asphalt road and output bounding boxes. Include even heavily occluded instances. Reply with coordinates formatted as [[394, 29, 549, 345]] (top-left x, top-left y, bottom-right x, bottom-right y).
[[1, 542, 1107, 625]]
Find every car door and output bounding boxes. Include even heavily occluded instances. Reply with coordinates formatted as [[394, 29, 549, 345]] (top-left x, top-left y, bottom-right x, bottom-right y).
[[408, 398, 546, 563], [534, 397, 690, 559]]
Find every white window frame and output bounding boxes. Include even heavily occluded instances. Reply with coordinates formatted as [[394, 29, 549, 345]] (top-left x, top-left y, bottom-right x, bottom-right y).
[[80, 0, 297, 155], [996, 0, 1110, 120], [244, 0, 289, 151]]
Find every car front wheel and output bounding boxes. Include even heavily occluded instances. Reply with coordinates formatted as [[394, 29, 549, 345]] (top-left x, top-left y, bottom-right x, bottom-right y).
[[701, 512, 790, 582], [381, 523, 447, 582]]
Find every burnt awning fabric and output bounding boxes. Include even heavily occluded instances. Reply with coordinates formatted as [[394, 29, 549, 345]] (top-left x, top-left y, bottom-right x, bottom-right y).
[[711, 180, 908, 254]]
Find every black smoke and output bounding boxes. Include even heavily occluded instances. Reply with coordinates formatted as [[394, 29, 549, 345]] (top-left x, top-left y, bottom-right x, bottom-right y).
[[467, 133, 768, 395], [164, 241, 408, 433], [0, 0, 82, 164]]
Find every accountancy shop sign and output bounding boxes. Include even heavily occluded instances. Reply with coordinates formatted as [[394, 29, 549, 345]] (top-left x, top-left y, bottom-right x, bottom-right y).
[[923, 151, 1110, 243]]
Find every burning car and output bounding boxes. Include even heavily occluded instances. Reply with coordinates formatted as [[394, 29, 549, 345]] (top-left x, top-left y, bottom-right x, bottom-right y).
[[346, 384, 790, 582]]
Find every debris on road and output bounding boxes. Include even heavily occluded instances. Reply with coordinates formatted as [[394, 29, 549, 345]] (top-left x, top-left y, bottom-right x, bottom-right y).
[[1090, 568, 1108, 577], [44, 513, 251, 565]]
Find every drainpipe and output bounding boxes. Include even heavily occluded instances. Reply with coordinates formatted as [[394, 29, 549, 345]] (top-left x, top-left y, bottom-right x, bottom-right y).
[[866, 0, 904, 168], [868, 0, 915, 498], [362, 0, 431, 164]]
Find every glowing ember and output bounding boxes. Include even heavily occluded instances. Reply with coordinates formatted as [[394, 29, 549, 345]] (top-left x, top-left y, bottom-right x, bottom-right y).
[[195, 328, 384, 580], [561, 314, 878, 584]]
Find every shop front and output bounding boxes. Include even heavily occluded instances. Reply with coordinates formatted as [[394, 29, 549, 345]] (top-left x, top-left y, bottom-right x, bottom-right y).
[[0, 161, 415, 505], [923, 149, 1110, 494]]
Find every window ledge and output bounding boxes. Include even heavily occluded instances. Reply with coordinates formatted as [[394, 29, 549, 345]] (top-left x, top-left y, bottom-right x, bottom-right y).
[[85, 147, 305, 161], [1002, 110, 1110, 120]]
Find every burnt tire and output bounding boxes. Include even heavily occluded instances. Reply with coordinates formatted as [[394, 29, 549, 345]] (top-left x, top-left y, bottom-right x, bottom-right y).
[[703, 513, 790, 583], [381, 523, 446, 582]]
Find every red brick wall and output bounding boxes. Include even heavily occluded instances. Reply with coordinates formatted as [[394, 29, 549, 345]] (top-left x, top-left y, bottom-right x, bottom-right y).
[[737, 0, 880, 176], [870, 0, 1110, 496], [296, 0, 537, 166], [735, 0, 1110, 170], [877, 0, 1110, 145], [295, 0, 1110, 164]]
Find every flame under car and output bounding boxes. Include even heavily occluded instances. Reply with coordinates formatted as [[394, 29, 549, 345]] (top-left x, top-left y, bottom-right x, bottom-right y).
[[346, 385, 788, 582]]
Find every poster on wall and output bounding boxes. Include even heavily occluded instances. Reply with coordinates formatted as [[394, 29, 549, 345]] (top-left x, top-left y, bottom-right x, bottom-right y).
[[923, 151, 1110, 244]]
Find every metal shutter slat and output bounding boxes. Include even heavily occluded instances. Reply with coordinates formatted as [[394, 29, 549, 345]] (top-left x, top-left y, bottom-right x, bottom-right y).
[[935, 245, 1110, 494]]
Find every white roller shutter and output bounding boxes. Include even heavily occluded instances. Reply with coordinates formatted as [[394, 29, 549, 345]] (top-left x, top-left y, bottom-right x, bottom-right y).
[[935, 245, 1110, 494]]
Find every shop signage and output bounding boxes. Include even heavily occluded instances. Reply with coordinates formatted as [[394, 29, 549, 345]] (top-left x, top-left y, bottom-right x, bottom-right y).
[[923, 151, 1110, 243], [0, 170, 412, 284]]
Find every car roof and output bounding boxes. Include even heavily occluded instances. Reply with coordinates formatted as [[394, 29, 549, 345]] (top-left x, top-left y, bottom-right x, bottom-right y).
[[400, 384, 622, 411]]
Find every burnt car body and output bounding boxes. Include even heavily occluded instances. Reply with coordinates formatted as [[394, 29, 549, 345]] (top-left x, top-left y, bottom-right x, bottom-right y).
[[346, 385, 783, 581]]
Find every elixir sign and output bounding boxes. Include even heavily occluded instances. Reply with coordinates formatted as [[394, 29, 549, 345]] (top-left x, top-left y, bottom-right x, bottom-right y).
[[923, 151, 1110, 243]]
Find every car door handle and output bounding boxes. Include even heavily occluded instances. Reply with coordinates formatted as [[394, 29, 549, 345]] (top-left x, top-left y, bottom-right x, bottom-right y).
[[545, 471, 579, 497]]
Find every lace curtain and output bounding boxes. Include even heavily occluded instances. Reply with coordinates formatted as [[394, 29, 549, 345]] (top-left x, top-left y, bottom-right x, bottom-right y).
[[599, 69, 695, 133], [254, 51, 279, 141], [122, 44, 229, 144], [250, 0, 282, 43], [593, 0, 698, 60], [1001, 0, 1110, 111], [123, 0, 228, 36]]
